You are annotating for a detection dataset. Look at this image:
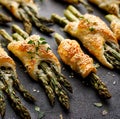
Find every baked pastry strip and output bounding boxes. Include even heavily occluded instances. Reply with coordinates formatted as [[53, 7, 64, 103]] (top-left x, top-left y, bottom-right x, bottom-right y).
[[0, 24, 73, 110], [54, 33, 111, 99]]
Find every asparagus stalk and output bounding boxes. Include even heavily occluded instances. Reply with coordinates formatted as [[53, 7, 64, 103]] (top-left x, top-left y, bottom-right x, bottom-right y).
[[51, 14, 69, 27], [5, 87, 31, 119], [0, 88, 6, 118], [0, 13, 12, 24], [54, 33, 111, 99], [37, 69, 55, 106], [87, 73, 111, 99], [105, 14, 119, 23], [50, 62, 73, 93], [63, 0, 93, 12], [12, 24, 29, 39], [27, 6, 53, 24], [19, 8, 32, 35], [0, 68, 31, 119], [0, 29, 13, 42], [22, 5, 54, 34], [40, 61, 70, 109], [13, 77, 36, 102]]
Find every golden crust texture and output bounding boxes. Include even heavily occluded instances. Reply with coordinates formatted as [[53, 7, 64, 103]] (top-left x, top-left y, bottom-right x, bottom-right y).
[[89, 0, 120, 16], [110, 20, 120, 41], [0, 0, 37, 20], [0, 45, 16, 72], [58, 39, 96, 78], [8, 35, 61, 81], [64, 14, 117, 69]]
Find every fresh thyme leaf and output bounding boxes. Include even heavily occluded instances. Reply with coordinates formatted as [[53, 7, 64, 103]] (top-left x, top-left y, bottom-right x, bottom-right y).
[[28, 40, 34, 44], [40, 37, 45, 41], [46, 47, 51, 52], [89, 27, 95, 31], [27, 51, 33, 54], [41, 41, 47, 44]]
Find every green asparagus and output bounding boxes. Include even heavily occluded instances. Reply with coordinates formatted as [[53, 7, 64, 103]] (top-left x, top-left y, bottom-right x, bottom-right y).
[[54, 33, 111, 99], [0, 13, 12, 24], [0, 25, 73, 109]]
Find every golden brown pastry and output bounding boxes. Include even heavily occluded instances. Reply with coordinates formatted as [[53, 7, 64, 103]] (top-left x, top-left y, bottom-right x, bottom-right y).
[[64, 13, 117, 69], [89, 0, 120, 17], [57, 38, 96, 78]]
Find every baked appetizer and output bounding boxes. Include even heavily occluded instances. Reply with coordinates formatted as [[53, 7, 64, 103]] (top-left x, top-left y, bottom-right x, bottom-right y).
[[0, 24, 73, 110], [0, 12, 12, 24], [56, 0, 93, 12], [51, 5, 120, 70], [54, 33, 111, 99], [0, 0, 54, 34], [0, 44, 35, 118], [88, 0, 120, 17], [106, 14, 120, 42]]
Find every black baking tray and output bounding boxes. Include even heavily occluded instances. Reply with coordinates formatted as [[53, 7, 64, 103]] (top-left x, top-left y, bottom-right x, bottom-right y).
[[0, 0, 120, 119]]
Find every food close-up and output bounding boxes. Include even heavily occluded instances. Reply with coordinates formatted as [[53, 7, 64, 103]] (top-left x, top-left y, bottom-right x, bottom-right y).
[[0, 0, 120, 119]]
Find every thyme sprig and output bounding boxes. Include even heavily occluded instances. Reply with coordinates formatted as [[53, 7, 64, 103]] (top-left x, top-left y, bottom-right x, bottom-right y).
[[27, 37, 51, 58]]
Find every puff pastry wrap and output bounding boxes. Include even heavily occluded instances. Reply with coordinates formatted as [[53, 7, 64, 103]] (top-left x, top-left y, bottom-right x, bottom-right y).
[[109, 18, 120, 41], [0, 0, 37, 20], [58, 39, 96, 78], [0, 45, 16, 78], [7, 35, 61, 81], [89, 0, 120, 17], [64, 13, 118, 69]]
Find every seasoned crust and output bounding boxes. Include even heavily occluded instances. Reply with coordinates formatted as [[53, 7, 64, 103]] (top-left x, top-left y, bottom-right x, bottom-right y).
[[64, 14, 117, 69], [8, 35, 61, 81], [58, 39, 96, 78]]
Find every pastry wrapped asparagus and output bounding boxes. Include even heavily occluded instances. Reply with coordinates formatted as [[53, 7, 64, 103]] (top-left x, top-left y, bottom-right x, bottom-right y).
[[105, 14, 120, 43], [54, 33, 111, 99], [88, 0, 120, 17], [0, 0, 54, 34], [51, 5, 120, 70], [0, 12, 12, 24], [0, 24, 73, 110], [0, 44, 35, 118], [56, 0, 93, 12]]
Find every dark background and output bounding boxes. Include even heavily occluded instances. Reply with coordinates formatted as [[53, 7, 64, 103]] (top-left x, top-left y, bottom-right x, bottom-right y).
[[0, 0, 120, 119]]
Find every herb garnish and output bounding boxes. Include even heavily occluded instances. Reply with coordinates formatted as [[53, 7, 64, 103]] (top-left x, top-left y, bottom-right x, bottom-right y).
[[89, 27, 95, 31], [27, 37, 51, 58]]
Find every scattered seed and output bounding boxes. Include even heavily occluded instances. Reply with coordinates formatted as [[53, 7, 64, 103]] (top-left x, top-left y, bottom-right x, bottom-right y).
[[93, 102, 103, 107], [102, 109, 108, 116]]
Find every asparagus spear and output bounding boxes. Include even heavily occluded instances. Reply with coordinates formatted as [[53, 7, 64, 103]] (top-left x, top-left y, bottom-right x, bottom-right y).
[[40, 61, 70, 109], [0, 13, 12, 24], [0, 67, 31, 119], [62, 0, 93, 12], [19, 8, 32, 35], [22, 5, 54, 34], [0, 87, 6, 118], [13, 77, 35, 102], [51, 6, 120, 70], [54, 33, 111, 99]]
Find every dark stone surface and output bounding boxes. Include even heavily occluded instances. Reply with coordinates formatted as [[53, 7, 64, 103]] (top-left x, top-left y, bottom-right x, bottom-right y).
[[0, 0, 120, 119]]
